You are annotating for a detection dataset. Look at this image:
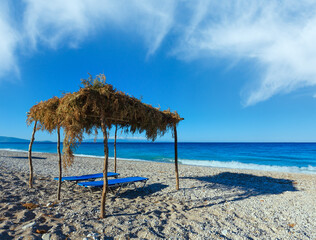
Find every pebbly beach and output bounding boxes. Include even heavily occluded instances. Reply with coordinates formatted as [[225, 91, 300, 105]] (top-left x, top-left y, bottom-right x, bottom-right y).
[[0, 149, 315, 239]]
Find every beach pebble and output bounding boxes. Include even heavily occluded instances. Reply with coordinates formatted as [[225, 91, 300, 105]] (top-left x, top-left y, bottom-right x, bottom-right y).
[[22, 221, 36, 230], [88, 232, 100, 240], [42, 232, 67, 240], [42, 233, 51, 240]]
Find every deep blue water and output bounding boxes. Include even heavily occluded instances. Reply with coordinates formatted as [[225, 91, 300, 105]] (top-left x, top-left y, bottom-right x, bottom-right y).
[[1, 142, 316, 174]]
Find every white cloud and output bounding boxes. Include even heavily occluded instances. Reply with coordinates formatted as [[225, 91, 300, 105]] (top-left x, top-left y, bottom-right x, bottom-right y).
[[174, 0, 316, 105], [2, 0, 316, 106], [0, 0, 19, 80], [0, 0, 176, 82], [22, 0, 176, 53]]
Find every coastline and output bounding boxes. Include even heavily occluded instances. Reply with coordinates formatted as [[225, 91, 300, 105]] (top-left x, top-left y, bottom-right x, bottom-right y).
[[1, 144, 316, 175], [1, 149, 316, 239]]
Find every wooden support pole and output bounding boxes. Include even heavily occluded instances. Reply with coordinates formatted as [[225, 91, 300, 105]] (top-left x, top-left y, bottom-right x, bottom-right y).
[[174, 124, 179, 190], [100, 117, 109, 218], [114, 124, 117, 173], [28, 121, 37, 188], [57, 127, 62, 200]]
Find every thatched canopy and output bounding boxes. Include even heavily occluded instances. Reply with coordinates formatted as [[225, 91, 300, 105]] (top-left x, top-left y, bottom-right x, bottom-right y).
[[58, 74, 182, 163], [27, 96, 60, 133], [26, 96, 64, 199], [27, 74, 182, 168], [27, 74, 183, 218]]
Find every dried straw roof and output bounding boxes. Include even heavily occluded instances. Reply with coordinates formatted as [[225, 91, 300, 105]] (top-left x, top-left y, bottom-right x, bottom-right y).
[[27, 74, 183, 165], [27, 96, 60, 133], [59, 74, 182, 163]]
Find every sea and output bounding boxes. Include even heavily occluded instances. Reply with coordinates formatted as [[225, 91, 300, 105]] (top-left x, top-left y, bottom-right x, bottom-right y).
[[1, 142, 316, 174]]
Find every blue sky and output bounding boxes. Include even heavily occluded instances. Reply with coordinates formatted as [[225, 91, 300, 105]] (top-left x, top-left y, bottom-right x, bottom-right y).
[[1, 0, 316, 142]]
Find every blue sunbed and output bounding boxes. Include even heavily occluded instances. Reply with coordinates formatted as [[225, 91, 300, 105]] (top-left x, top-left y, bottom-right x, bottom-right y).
[[54, 172, 119, 182], [78, 176, 148, 194]]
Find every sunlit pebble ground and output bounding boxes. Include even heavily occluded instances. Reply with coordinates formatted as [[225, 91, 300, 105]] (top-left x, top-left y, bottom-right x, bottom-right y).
[[0, 150, 315, 239]]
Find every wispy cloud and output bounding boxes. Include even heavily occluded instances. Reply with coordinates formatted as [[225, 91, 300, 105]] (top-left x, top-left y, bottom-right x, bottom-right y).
[[0, 0, 175, 77], [2, 1, 316, 106], [0, 0, 20, 80], [22, 0, 176, 52], [174, 0, 316, 105]]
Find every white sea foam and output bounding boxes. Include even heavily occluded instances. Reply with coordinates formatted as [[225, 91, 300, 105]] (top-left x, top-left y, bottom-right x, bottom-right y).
[[78, 155, 316, 174], [116, 157, 152, 163], [2, 148, 315, 174], [180, 159, 316, 174], [74, 154, 151, 163], [0, 148, 29, 153], [74, 153, 104, 159]]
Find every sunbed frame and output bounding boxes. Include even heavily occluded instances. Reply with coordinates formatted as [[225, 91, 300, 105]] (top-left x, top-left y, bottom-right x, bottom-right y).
[[54, 172, 119, 183], [78, 176, 148, 195]]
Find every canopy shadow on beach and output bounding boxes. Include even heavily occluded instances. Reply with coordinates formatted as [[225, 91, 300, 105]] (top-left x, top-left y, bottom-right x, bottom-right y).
[[4, 156, 47, 160], [181, 172, 298, 209], [82, 183, 169, 200], [112, 183, 169, 199]]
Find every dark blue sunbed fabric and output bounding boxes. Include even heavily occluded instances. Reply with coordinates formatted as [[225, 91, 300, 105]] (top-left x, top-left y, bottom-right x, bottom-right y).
[[78, 176, 148, 188], [54, 172, 119, 181]]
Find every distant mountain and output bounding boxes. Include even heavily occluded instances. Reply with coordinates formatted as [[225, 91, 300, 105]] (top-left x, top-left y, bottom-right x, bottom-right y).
[[0, 136, 54, 143], [0, 136, 169, 143], [0, 136, 29, 142]]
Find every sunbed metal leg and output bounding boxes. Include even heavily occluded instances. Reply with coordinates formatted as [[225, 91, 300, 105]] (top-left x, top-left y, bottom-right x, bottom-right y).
[[107, 184, 122, 196], [115, 185, 122, 196], [141, 180, 148, 188], [71, 181, 78, 187]]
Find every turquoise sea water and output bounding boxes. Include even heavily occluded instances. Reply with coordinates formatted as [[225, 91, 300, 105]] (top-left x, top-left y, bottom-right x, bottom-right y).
[[1, 142, 316, 174]]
